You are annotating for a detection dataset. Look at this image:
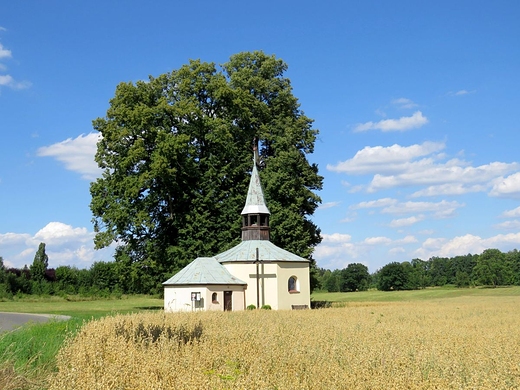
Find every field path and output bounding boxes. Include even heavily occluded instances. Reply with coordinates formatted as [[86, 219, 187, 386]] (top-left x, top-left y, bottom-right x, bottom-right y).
[[0, 312, 70, 332]]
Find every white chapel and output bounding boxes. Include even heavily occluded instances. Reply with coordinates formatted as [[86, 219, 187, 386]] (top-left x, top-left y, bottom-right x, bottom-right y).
[[163, 144, 311, 311]]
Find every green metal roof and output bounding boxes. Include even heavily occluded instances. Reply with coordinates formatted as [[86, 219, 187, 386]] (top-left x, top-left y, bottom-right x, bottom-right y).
[[163, 257, 247, 286], [215, 240, 309, 263]]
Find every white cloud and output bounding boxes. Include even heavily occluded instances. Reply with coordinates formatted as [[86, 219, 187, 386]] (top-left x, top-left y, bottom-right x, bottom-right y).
[[351, 197, 398, 209], [364, 236, 392, 245], [448, 90, 476, 96], [322, 233, 352, 243], [389, 247, 406, 254], [37, 133, 102, 180], [314, 233, 360, 270], [381, 200, 464, 216], [353, 111, 428, 132], [0, 77, 30, 90], [395, 235, 418, 244], [494, 220, 520, 230], [34, 222, 91, 245], [486, 233, 520, 247], [411, 183, 486, 197], [374, 108, 386, 117], [501, 206, 520, 218], [489, 172, 520, 198], [391, 98, 418, 109], [0, 74, 31, 89], [0, 43, 12, 59], [0, 232, 31, 247], [352, 199, 462, 226], [389, 216, 424, 228], [318, 201, 341, 210], [0, 37, 31, 90], [315, 233, 420, 271], [415, 234, 480, 259], [46, 245, 110, 267], [327, 141, 445, 175], [414, 232, 520, 260], [0, 222, 115, 269], [368, 161, 517, 193]]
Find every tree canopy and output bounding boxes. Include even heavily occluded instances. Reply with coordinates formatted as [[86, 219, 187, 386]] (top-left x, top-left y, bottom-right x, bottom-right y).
[[30, 242, 49, 282], [340, 263, 370, 292], [90, 51, 323, 290]]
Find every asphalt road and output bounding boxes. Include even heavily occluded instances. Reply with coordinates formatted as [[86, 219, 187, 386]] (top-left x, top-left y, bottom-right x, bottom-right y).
[[0, 312, 71, 332]]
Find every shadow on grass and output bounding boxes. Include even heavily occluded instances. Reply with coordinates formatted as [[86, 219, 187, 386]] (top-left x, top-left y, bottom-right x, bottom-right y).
[[134, 306, 163, 311], [310, 301, 332, 309]]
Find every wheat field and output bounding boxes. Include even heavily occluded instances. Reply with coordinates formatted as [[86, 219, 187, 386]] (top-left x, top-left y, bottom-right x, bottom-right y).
[[49, 296, 520, 389]]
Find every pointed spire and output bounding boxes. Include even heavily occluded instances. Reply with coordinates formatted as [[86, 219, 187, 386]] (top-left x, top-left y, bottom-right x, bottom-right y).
[[241, 138, 270, 216], [241, 162, 270, 215], [241, 138, 271, 241]]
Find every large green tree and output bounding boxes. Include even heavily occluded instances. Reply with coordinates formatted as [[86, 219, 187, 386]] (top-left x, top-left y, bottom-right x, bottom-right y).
[[377, 262, 412, 291], [473, 248, 511, 287], [340, 263, 370, 292], [90, 51, 323, 287], [30, 242, 49, 282]]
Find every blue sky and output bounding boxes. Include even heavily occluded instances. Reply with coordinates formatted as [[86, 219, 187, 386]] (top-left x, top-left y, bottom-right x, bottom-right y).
[[1, 1, 519, 273]]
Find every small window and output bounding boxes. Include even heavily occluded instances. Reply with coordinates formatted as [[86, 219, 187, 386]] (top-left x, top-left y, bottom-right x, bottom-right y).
[[191, 291, 204, 309], [250, 215, 258, 226], [212, 292, 218, 303], [288, 276, 299, 293]]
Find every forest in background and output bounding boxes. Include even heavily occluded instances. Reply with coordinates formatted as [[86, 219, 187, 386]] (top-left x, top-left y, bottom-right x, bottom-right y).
[[2, 243, 519, 299], [316, 248, 520, 292]]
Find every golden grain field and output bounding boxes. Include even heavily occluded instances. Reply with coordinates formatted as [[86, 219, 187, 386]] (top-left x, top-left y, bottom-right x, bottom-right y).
[[49, 296, 520, 389]]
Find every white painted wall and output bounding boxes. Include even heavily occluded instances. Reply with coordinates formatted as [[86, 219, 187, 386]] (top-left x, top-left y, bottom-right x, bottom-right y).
[[164, 285, 246, 312]]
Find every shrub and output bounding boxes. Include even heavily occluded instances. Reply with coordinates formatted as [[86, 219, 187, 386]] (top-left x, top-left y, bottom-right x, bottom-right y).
[[114, 319, 203, 345]]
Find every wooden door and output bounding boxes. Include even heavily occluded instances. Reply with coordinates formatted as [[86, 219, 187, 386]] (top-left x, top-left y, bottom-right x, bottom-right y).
[[224, 291, 232, 311]]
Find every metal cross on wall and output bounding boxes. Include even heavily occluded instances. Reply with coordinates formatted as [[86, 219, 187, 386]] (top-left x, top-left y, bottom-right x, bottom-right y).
[[250, 248, 276, 308]]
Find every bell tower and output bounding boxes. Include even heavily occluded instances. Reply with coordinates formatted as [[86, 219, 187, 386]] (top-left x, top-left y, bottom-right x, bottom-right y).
[[241, 139, 270, 241]]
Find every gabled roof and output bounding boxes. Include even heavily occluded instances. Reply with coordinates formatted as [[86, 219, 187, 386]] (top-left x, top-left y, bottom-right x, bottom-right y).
[[163, 257, 247, 286], [241, 163, 270, 215], [215, 240, 309, 263]]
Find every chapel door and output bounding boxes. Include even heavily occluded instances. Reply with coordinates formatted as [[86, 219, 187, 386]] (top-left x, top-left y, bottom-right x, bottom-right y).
[[224, 291, 232, 311]]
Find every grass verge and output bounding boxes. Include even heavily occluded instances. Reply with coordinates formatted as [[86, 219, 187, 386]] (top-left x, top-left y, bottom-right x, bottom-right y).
[[0, 318, 85, 390]]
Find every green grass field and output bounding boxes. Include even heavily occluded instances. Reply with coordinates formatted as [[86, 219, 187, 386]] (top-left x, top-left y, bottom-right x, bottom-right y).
[[312, 285, 520, 303], [0, 295, 163, 318], [2, 287, 519, 318]]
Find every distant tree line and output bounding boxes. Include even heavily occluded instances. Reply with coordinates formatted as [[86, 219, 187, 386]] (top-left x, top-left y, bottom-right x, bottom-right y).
[[0, 243, 163, 299], [3, 245, 520, 298], [316, 248, 520, 292]]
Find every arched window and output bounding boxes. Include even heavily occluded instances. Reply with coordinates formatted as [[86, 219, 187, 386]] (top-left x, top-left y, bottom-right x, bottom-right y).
[[288, 276, 299, 293], [212, 292, 218, 303]]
